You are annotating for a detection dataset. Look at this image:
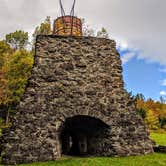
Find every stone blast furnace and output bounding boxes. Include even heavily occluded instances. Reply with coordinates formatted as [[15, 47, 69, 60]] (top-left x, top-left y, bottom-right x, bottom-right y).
[[1, 35, 154, 164]]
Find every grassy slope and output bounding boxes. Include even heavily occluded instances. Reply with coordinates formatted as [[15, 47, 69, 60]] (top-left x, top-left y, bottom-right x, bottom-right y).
[[150, 133, 166, 145], [19, 154, 166, 166]]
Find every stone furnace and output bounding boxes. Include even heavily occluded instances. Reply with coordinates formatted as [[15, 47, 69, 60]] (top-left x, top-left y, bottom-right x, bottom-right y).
[[2, 35, 154, 165]]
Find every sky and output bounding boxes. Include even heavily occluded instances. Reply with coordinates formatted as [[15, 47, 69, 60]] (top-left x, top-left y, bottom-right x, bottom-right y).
[[0, 0, 166, 101]]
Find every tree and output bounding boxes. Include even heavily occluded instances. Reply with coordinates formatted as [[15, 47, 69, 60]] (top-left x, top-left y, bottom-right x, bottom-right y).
[[135, 93, 145, 101], [137, 108, 146, 119], [145, 109, 159, 130], [82, 19, 110, 38], [82, 19, 95, 37], [0, 41, 13, 67], [32, 16, 52, 47], [0, 49, 34, 124], [97, 27, 109, 39], [0, 52, 12, 124], [158, 116, 166, 128], [0, 41, 12, 55], [160, 96, 165, 104], [0, 41, 14, 125], [5, 30, 29, 50]]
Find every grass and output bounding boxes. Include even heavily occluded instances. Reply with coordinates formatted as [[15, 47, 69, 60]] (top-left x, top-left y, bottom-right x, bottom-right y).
[[18, 153, 166, 166], [0, 132, 166, 166], [150, 132, 166, 145]]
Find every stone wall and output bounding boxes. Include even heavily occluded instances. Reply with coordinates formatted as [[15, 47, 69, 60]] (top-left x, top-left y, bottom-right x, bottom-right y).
[[1, 36, 154, 165]]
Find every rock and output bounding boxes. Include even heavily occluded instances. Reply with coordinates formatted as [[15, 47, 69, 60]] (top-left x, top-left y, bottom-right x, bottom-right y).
[[59, 62, 74, 71]]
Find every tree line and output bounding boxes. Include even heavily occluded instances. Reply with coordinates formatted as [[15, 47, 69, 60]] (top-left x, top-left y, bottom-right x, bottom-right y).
[[135, 94, 166, 131], [0, 16, 165, 132]]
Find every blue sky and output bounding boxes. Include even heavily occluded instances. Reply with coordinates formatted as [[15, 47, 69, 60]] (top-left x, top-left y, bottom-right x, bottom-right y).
[[119, 48, 166, 101]]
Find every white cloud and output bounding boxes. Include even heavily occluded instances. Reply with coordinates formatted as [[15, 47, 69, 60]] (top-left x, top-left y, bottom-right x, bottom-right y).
[[159, 68, 166, 73], [0, 0, 166, 66], [121, 52, 136, 64], [0, 0, 45, 39], [161, 79, 166, 86], [160, 91, 166, 96], [116, 39, 129, 51]]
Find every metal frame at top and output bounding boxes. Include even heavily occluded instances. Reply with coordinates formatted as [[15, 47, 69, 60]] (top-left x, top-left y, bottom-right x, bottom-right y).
[[59, 0, 77, 35]]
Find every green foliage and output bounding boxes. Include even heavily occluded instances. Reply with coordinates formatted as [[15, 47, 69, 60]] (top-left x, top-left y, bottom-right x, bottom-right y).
[[37, 16, 52, 34], [32, 16, 52, 47], [135, 93, 166, 131], [0, 48, 34, 124], [136, 108, 146, 119], [159, 117, 166, 128], [0, 41, 12, 68], [0, 50, 34, 105], [5, 30, 29, 50], [145, 109, 159, 130], [0, 41, 12, 55], [0, 118, 3, 126]]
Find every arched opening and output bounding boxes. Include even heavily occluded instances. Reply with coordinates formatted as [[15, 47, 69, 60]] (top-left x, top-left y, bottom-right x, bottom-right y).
[[60, 115, 109, 156]]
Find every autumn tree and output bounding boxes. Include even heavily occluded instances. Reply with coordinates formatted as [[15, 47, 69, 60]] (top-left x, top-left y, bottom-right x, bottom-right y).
[[0, 41, 13, 67], [32, 16, 52, 48], [0, 41, 12, 125], [0, 49, 34, 124], [5, 30, 29, 50], [137, 108, 146, 119], [145, 109, 159, 130], [134, 93, 166, 131], [0, 41, 12, 55]]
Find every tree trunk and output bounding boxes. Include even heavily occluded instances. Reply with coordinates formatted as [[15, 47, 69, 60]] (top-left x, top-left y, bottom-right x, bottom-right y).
[[5, 106, 10, 125]]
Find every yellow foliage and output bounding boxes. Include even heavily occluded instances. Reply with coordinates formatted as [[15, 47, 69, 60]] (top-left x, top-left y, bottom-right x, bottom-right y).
[[136, 98, 166, 131], [0, 49, 34, 105], [145, 109, 159, 130]]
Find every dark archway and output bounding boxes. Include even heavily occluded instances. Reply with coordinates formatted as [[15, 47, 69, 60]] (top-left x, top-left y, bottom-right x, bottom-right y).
[[60, 115, 109, 156]]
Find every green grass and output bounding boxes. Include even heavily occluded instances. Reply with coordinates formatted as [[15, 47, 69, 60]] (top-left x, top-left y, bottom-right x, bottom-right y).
[[150, 132, 166, 145], [18, 153, 166, 166]]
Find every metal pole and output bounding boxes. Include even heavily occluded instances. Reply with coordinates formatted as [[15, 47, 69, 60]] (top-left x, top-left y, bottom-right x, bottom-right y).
[[70, 0, 76, 16], [59, 0, 66, 33], [70, 0, 76, 35], [59, 0, 65, 16], [59, 0, 77, 35]]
